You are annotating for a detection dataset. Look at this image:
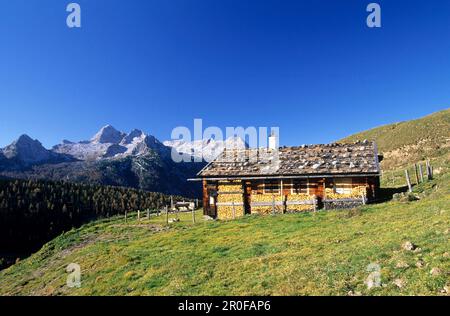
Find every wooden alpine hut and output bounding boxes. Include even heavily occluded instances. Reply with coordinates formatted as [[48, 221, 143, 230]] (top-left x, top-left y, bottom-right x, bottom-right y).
[[193, 138, 382, 220]]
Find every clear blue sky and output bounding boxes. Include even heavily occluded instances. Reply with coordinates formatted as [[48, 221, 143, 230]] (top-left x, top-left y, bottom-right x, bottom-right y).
[[1, 0, 449, 148]]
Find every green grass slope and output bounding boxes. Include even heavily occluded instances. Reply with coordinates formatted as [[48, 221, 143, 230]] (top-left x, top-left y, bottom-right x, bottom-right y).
[[1, 110, 449, 296], [1, 166, 448, 296], [339, 108, 450, 169]]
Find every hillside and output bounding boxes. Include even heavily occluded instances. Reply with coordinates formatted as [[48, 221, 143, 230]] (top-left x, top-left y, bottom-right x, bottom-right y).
[[0, 178, 191, 270], [339, 108, 450, 169], [0, 159, 448, 296], [1, 110, 449, 296]]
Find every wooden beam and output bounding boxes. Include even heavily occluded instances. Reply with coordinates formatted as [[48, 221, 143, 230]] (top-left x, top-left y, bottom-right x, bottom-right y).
[[190, 173, 382, 181], [202, 179, 208, 216]]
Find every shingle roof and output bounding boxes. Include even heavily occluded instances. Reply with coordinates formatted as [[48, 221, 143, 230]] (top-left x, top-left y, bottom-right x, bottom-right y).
[[197, 141, 380, 178]]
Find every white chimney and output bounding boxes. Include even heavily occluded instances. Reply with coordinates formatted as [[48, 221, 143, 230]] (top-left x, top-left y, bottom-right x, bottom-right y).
[[268, 132, 278, 150]]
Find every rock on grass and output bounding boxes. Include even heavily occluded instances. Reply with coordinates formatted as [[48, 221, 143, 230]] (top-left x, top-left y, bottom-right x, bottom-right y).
[[393, 279, 405, 288], [396, 261, 409, 269], [402, 241, 417, 251], [430, 268, 442, 276]]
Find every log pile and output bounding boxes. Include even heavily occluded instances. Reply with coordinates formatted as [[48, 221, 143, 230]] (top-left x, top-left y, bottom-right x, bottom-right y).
[[289, 193, 312, 200], [324, 186, 367, 200], [218, 181, 243, 193], [251, 194, 284, 215], [216, 203, 244, 220], [217, 181, 244, 220], [286, 193, 316, 212], [217, 193, 243, 203]]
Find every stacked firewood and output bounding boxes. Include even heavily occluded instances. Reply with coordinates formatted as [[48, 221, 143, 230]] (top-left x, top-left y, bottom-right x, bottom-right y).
[[286, 193, 316, 212], [216, 203, 244, 220], [289, 193, 313, 200], [217, 193, 243, 203], [217, 181, 244, 220], [251, 194, 284, 215], [324, 186, 367, 199], [218, 181, 242, 193]]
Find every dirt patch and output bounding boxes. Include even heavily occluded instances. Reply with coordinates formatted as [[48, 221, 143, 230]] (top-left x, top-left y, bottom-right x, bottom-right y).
[[110, 223, 169, 232]]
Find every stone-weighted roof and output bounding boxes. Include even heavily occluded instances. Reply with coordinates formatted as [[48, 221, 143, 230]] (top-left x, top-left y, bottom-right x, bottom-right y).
[[198, 141, 380, 178]]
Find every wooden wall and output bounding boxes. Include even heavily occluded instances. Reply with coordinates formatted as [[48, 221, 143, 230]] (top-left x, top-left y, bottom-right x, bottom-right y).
[[203, 180, 218, 217], [203, 175, 380, 217]]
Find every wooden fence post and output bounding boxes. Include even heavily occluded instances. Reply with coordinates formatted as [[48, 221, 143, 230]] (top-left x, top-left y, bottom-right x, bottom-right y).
[[405, 170, 412, 193], [137, 210, 140, 222], [419, 164, 424, 183], [414, 164, 419, 184], [147, 209, 150, 219], [165, 205, 169, 225], [192, 207, 196, 224], [426, 160, 433, 180], [125, 210, 127, 223]]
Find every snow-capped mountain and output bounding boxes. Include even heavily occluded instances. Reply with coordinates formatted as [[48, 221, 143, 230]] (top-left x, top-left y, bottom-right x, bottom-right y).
[[52, 141, 111, 161], [52, 125, 169, 161], [0, 126, 246, 197], [91, 125, 126, 144], [1, 125, 247, 165], [164, 136, 248, 161]]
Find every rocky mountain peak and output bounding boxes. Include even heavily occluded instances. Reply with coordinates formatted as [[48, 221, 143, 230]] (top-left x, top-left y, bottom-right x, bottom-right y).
[[2, 134, 52, 164], [91, 125, 125, 144], [15, 134, 35, 144], [121, 129, 145, 145]]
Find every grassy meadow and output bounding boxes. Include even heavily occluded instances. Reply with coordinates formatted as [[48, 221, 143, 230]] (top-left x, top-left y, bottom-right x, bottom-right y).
[[0, 160, 448, 296]]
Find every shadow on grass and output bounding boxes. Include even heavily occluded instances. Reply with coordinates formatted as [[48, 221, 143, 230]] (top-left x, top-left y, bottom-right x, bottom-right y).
[[377, 186, 409, 203]]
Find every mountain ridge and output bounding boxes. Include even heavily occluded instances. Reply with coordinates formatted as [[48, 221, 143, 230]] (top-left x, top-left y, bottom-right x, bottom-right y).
[[2, 108, 448, 195], [0, 126, 247, 197], [1, 134, 74, 167]]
